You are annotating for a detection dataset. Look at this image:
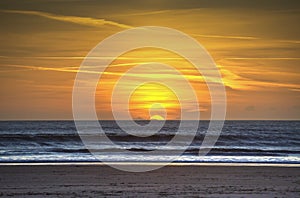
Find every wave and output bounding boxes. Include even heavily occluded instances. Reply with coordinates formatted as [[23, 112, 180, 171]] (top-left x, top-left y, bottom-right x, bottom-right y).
[[1, 133, 299, 147], [33, 146, 300, 156], [0, 120, 299, 163]]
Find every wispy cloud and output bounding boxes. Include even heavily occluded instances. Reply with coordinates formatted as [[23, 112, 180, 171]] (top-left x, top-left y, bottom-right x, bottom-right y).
[[191, 33, 259, 40], [2, 64, 89, 74], [224, 57, 300, 60], [0, 10, 270, 42], [278, 40, 300, 44], [115, 10, 171, 17], [1, 10, 133, 29], [0, 56, 184, 61], [2, 56, 300, 62], [4, 63, 300, 92]]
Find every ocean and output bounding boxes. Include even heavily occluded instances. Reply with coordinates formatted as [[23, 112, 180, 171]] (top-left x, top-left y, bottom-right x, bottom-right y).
[[0, 120, 299, 164]]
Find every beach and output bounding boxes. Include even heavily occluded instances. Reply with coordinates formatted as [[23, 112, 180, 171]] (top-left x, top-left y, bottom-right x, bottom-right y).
[[0, 164, 299, 197]]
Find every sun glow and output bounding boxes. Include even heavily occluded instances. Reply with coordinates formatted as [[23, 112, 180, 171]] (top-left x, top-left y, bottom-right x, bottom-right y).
[[129, 82, 180, 120], [95, 48, 212, 120]]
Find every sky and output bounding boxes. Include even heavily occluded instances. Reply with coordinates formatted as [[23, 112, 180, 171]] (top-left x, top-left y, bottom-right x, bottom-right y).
[[0, 0, 299, 120]]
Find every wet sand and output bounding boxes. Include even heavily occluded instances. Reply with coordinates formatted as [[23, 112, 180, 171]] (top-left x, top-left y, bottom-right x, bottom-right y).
[[0, 164, 299, 197]]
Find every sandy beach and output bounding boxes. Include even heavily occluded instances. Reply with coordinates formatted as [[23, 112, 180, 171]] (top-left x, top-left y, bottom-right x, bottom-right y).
[[0, 164, 299, 197]]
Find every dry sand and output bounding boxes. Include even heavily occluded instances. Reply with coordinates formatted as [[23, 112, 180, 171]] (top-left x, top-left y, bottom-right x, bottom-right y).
[[0, 164, 299, 197]]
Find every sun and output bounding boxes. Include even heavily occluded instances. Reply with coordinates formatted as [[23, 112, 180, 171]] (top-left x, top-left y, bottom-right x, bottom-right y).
[[150, 115, 165, 120], [129, 82, 180, 120]]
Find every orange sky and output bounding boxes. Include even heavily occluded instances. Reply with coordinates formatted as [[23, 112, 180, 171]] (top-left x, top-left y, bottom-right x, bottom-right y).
[[0, 0, 299, 120]]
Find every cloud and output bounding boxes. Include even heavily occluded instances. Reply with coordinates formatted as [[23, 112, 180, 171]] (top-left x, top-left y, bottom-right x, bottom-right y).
[[115, 10, 172, 17], [4, 62, 300, 92], [191, 33, 259, 40], [224, 57, 300, 60], [0, 9, 276, 42], [1, 9, 133, 29]]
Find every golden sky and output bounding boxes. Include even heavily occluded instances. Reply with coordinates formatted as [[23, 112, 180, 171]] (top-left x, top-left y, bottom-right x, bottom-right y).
[[0, 0, 299, 120]]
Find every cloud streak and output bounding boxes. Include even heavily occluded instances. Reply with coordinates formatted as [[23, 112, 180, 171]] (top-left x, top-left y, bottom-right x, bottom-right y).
[[2, 9, 281, 42], [2, 10, 133, 29], [115, 10, 172, 17], [191, 33, 259, 40], [224, 57, 300, 60], [4, 63, 300, 92]]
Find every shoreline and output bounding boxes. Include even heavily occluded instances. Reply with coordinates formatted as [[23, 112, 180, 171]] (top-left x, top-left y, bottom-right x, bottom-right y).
[[0, 162, 300, 167]]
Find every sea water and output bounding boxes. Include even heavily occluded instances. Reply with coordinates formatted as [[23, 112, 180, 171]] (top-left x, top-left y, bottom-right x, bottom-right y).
[[0, 120, 299, 163]]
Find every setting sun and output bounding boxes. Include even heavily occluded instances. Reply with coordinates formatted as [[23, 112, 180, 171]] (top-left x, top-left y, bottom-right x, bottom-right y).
[[129, 82, 180, 120], [150, 115, 165, 120]]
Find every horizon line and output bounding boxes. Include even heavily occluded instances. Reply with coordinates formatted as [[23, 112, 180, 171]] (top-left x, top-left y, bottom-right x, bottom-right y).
[[0, 119, 299, 121]]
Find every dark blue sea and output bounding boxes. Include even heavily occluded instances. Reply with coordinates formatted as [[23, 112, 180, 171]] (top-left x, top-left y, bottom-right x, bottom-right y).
[[0, 121, 299, 163]]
